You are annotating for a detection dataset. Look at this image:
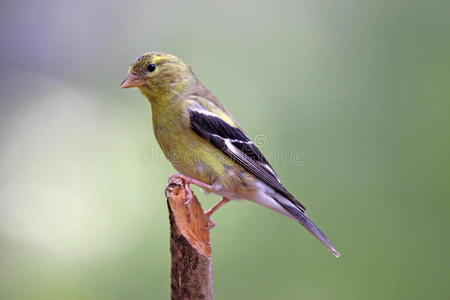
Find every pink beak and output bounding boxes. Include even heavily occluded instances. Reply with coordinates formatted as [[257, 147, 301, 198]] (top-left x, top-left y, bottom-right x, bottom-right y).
[[120, 72, 145, 88]]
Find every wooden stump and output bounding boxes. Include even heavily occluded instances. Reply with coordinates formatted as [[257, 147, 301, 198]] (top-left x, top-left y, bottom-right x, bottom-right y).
[[166, 177, 213, 300]]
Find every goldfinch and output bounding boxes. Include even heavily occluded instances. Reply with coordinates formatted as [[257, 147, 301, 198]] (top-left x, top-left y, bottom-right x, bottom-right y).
[[120, 52, 340, 257]]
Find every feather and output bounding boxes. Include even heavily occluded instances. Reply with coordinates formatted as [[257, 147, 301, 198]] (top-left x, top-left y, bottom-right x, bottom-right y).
[[188, 107, 306, 213]]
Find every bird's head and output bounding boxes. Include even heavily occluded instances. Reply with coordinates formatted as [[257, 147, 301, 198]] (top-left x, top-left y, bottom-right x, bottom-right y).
[[120, 52, 195, 98]]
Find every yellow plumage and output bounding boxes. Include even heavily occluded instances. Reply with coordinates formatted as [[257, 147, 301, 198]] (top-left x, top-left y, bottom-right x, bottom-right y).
[[120, 52, 340, 257], [136, 54, 249, 193]]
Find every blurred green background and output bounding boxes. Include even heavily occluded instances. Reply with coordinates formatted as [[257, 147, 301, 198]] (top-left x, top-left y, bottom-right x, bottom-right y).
[[1, 0, 449, 299]]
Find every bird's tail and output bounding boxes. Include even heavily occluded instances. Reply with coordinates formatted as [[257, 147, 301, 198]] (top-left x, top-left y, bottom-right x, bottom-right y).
[[279, 196, 340, 258], [289, 207, 340, 258], [252, 188, 340, 257]]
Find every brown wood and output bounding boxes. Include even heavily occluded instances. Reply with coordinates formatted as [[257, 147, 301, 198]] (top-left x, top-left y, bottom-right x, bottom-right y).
[[166, 177, 213, 300]]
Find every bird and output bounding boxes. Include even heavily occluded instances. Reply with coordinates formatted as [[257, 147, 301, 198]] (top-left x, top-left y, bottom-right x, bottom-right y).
[[120, 52, 340, 257]]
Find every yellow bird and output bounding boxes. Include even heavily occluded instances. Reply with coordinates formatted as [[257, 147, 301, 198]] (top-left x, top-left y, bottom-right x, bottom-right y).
[[121, 52, 340, 257]]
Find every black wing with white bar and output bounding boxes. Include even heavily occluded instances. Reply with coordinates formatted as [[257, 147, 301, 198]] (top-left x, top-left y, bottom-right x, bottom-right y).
[[188, 107, 306, 213]]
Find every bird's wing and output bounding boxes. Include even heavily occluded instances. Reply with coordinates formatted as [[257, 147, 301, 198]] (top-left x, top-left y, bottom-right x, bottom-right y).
[[187, 104, 306, 213]]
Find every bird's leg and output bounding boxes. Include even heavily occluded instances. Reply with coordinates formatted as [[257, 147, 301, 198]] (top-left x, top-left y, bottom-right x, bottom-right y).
[[167, 173, 213, 204], [205, 197, 230, 217], [204, 197, 231, 229]]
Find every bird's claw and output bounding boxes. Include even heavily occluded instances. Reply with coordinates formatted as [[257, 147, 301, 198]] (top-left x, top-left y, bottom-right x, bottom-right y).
[[168, 174, 208, 206], [204, 214, 215, 230], [184, 193, 193, 205], [183, 182, 194, 204], [164, 182, 174, 198]]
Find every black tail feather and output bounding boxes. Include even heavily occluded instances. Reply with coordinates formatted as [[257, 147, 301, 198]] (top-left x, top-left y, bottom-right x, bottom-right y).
[[274, 196, 340, 257]]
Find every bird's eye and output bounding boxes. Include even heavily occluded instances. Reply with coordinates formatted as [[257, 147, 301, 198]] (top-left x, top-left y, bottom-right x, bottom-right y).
[[147, 63, 156, 72]]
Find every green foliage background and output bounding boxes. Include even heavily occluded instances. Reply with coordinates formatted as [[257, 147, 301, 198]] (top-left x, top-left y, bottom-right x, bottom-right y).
[[1, 1, 449, 299]]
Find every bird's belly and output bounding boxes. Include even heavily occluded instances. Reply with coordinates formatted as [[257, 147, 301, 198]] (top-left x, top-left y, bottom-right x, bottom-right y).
[[154, 124, 221, 184], [154, 123, 257, 198]]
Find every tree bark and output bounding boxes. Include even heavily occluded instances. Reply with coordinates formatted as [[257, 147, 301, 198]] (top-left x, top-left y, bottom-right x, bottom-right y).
[[166, 177, 213, 300]]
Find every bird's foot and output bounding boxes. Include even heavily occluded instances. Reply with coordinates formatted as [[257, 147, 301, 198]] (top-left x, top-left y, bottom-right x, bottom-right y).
[[204, 215, 215, 230], [168, 174, 213, 204], [203, 197, 230, 229]]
